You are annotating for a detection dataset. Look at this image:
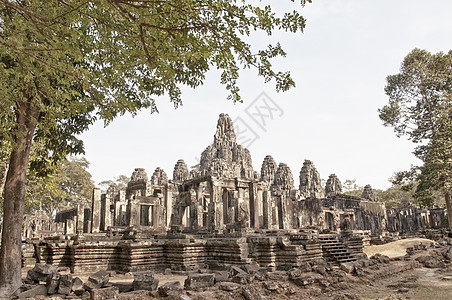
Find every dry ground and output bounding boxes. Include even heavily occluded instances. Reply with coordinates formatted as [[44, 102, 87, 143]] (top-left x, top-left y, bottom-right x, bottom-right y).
[[364, 238, 435, 258]]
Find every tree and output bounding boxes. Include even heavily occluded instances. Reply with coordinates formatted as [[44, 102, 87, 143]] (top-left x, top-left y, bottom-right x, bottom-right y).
[[0, 0, 311, 296], [99, 174, 130, 192], [379, 48, 452, 229], [26, 157, 95, 213], [373, 184, 414, 209], [342, 179, 363, 197]]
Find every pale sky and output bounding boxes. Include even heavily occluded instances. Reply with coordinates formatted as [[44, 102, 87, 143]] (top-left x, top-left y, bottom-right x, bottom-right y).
[[80, 0, 452, 190]]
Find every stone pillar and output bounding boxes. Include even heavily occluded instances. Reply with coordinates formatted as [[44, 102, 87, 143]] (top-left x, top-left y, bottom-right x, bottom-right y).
[[166, 186, 173, 228], [76, 204, 84, 234], [91, 188, 101, 233], [130, 200, 140, 227], [215, 201, 224, 231], [83, 208, 91, 233], [262, 190, 270, 229], [100, 194, 106, 231], [105, 194, 112, 229]]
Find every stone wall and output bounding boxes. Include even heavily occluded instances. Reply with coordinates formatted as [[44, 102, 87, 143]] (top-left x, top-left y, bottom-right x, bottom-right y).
[[36, 232, 325, 273]]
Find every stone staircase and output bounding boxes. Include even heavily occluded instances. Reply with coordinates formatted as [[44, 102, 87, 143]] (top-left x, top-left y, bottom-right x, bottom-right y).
[[318, 234, 357, 264]]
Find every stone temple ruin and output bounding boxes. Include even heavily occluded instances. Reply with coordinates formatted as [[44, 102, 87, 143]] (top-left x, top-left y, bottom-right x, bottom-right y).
[[20, 114, 448, 276]]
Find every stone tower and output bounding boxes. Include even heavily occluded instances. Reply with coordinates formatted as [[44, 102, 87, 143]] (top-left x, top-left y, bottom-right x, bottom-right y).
[[272, 163, 295, 192], [260, 155, 278, 184], [126, 168, 149, 198], [361, 184, 376, 201], [325, 174, 342, 197], [150, 167, 168, 186], [199, 113, 254, 179], [173, 159, 189, 182], [299, 160, 325, 199]]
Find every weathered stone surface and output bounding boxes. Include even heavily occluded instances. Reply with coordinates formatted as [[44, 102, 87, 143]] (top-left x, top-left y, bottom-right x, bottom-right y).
[[299, 160, 324, 199], [130, 168, 148, 182], [83, 281, 98, 292], [84, 270, 110, 291], [370, 254, 390, 264], [416, 255, 446, 268], [291, 272, 324, 287], [287, 264, 312, 279], [184, 273, 215, 290], [272, 163, 294, 191], [151, 167, 168, 186], [242, 286, 266, 300], [263, 281, 278, 291], [27, 263, 58, 282], [89, 270, 110, 286], [213, 271, 229, 283], [199, 113, 254, 179], [241, 264, 259, 275], [219, 282, 240, 291], [173, 159, 190, 182], [325, 174, 342, 197], [230, 265, 247, 276], [361, 184, 376, 201], [132, 271, 158, 291], [158, 281, 182, 297], [231, 273, 251, 284], [260, 155, 277, 184], [72, 277, 85, 295], [57, 274, 72, 295], [266, 271, 288, 281], [46, 272, 61, 294], [340, 262, 355, 274], [90, 286, 119, 300], [17, 285, 48, 299]]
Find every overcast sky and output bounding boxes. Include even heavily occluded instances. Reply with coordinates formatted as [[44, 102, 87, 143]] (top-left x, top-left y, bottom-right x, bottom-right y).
[[80, 0, 452, 190]]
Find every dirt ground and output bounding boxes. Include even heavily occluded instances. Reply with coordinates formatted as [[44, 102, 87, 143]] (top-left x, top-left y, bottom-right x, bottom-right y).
[[364, 238, 435, 258]]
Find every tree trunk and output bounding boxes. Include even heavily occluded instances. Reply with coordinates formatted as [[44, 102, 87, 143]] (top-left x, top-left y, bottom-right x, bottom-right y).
[[445, 191, 452, 230], [0, 101, 39, 298]]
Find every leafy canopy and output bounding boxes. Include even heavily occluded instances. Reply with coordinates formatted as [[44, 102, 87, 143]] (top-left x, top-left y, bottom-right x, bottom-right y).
[[25, 156, 95, 213], [379, 48, 451, 207], [1, 0, 310, 165]]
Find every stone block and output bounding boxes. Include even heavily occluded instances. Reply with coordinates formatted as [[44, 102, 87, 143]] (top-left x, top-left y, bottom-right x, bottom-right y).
[[241, 264, 259, 274], [84, 280, 98, 292], [263, 281, 278, 291], [88, 270, 110, 286], [58, 274, 73, 295], [184, 273, 215, 290], [340, 262, 355, 274], [158, 281, 182, 297], [46, 272, 61, 294], [214, 271, 229, 283], [132, 271, 158, 291], [90, 286, 119, 300], [266, 271, 288, 281], [112, 282, 133, 293], [72, 277, 85, 295], [231, 273, 251, 285], [219, 282, 240, 291], [291, 272, 324, 287], [17, 285, 48, 299], [34, 263, 58, 275], [27, 264, 58, 282], [229, 265, 247, 276], [164, 268, 172, 275]]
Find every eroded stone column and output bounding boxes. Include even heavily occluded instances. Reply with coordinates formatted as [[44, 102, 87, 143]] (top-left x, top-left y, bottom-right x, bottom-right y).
[[91, 188, 101, 233]]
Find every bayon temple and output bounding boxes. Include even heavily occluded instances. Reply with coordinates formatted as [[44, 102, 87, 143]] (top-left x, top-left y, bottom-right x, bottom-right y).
[[17, 114, 448, 273]]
